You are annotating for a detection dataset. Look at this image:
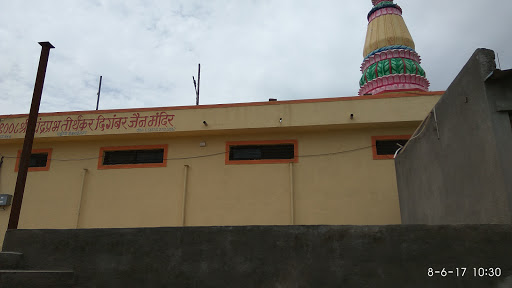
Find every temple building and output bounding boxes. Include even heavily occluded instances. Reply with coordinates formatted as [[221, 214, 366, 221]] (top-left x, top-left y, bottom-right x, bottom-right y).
[[0, 1, 442, 247]]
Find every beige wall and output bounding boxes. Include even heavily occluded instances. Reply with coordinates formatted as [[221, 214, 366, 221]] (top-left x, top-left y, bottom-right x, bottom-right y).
[[0, 93, 442, 248], [0, 124, 418, 247], [0, 93, 441, 141]]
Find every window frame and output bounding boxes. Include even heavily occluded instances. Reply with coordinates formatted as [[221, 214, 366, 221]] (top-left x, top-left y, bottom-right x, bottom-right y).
[[15, 148, 52, 172], [225, 140, 298, 165], [371, 135, 411, 160], [98, 144, 168, 170]]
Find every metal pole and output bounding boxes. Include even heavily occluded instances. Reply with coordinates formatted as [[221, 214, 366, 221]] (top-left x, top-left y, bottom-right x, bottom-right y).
[[196, 63, 200, 105], [8, 41, 54, 230], [289, 162, 295, 225], [193, 76, 197, 103], [75, 169, 88, 228], [96, 75, 102, 110], [182, 165, 189, 226]]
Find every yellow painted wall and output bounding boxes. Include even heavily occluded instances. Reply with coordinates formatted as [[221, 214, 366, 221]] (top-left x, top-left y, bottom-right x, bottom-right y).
[[0, 93, 440, 141], [0, 125, 418, 246], [0, 93, 442, 248]]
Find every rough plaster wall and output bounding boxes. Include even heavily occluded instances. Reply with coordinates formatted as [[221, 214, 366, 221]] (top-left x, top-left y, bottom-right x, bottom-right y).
[[395, 48, 511, 224], [3, 226, 512, 288], [484, 74, 512, 224]]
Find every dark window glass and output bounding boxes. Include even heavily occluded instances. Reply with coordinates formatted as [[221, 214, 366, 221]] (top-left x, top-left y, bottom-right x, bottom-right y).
[[229, 144, 295, 161], [28, 153, 48, 168], [103, 149, 164, 165], [375, 139, 409, 155]]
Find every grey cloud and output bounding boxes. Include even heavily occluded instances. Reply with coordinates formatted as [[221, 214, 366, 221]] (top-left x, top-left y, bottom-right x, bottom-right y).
[[0, 0, 510, 115]]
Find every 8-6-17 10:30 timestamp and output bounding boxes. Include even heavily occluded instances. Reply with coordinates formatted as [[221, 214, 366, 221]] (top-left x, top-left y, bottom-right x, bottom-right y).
[[428, 268, 502, 277]]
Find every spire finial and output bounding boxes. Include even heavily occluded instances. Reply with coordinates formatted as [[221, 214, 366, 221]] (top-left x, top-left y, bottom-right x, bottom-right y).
[[358, 1, 429, 95], [372, 0, 392, 6]]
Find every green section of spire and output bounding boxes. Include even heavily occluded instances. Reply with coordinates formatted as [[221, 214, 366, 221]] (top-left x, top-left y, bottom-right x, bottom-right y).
[[404, 59, 417, 74], [376, 60, 390, 78], [417, 64, 425, 77], [359, 75, 366, 87], [390, 58, 404, 74], [359, 58, 427, 87], [365, 63, 377, 83]]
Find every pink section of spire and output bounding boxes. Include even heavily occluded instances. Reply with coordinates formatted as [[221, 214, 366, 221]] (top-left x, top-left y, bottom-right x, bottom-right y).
[[368, 7, 402, 22], [359, 74, 430, 95]]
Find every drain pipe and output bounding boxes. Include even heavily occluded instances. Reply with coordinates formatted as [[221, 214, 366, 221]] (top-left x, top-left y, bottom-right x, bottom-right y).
[[289, 162, 295, 225], [182, 165, 189, 226], [76, 169, 88, 228]]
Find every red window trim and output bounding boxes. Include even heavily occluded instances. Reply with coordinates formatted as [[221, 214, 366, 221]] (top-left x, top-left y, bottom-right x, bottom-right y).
[[15, 148, 53, 172], [225, 140, 298, 165], [371, 135, 411, 160], [98, 144, 168, 170]]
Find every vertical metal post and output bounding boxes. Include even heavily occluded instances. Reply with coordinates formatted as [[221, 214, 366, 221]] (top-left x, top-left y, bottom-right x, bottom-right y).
[[75, 169, 88, 228], [8, 41, 54, 230], [96, 75, 102, 110], [196, 64, 200, 105], [182, 165, 189, 226], [289, 162, 295, 225], [193, 64, 201, 105]]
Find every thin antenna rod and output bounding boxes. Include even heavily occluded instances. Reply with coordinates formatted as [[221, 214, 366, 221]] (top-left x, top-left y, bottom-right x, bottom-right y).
[[496, 53, 502, 70], [193, 64, 201, 105], [196, 63, 200, 105], [193, 76, 197, 102], [96, 76, 102, 110]]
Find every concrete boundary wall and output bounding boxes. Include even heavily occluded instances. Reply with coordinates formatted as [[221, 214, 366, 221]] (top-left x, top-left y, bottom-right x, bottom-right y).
[[3, 225, 512, 287], [395, 48, 512, 224]]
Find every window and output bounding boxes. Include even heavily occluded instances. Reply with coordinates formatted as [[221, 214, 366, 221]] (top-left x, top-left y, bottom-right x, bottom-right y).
[[371, 135, 411, 160], [98, 145, 168, 169], [15, 149, 52, 172], [225, 140, 298, 164], [103, 149, 164, 165], [28, 153, 48, 167]]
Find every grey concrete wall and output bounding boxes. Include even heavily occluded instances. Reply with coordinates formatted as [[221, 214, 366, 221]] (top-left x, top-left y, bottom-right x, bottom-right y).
[[395, 48, 512, 224], [485, 70, 512, 222], [3, 225, 512, 288]]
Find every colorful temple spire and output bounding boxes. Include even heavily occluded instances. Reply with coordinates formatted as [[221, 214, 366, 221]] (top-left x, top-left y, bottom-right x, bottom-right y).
[[359, 0, 429, 95]]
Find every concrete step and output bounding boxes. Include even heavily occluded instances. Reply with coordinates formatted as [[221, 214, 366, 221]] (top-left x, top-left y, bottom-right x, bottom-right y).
[[0, 270, 74, 288], [0, 251, 23, 269]]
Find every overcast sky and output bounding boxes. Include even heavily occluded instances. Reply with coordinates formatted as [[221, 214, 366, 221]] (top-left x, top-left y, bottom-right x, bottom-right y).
[[1, 0, 510, 115]]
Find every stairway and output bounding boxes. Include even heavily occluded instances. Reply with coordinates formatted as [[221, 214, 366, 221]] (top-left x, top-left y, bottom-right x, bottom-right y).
[[0, 251, 74, 288]]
